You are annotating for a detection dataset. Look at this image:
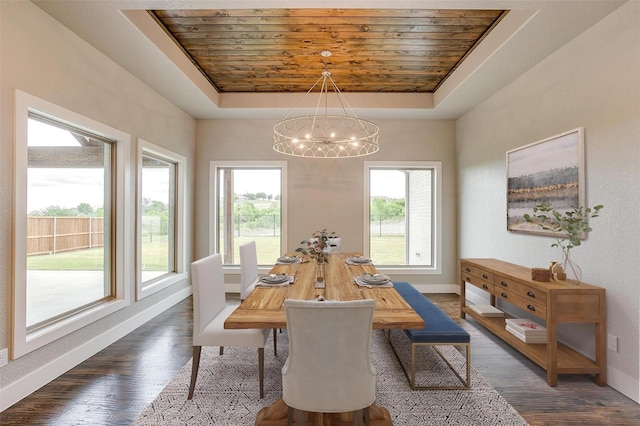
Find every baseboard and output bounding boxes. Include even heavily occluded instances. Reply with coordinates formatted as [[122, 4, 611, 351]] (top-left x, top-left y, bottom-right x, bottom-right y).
[[0, 286, 192, 411], [606, 364, 639, 403], [225, 283, 241, 294], [411, 283, 459, 294]]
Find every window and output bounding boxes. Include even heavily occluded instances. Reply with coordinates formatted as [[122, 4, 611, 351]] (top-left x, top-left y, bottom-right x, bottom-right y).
[[364, 162, 441, 272], [136, 140, 187, 299], [25, 114, 115, 328], [210, 162, 287, 266], [13, 90, 131, 358]]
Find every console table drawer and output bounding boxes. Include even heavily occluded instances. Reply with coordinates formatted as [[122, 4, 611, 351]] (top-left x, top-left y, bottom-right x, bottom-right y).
[[496, 276, 547, 304], [462, 263, 495, 282], [462, 270, 494, 293], [496, 289, 546, 318], [467, 278, 494, 294]]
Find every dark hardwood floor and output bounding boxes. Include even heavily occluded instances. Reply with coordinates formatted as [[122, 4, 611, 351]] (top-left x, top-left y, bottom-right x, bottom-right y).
[[1, 294, 638, 425]]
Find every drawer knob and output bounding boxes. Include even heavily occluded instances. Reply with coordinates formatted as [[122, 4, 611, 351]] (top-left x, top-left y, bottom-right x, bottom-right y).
[[466, 276, 471, 282], [483, 274, 489, 279], [527, 304, 536, 311], [501, 281, 508, 287], [465, 267, 471, 272], [482, 284, 488, 289], [501, 292, 508, 298], [527, 291, 535, 298]]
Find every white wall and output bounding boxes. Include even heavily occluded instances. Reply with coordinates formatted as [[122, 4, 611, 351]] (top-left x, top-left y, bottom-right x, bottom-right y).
[[195, 119, 459, 289], [456, 1, 640, 401], [0, 1, 196, 408]]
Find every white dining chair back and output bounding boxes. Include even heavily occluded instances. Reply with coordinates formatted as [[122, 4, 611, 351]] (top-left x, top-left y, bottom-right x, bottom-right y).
[[188, 253, 270, 399], [239, 240, 279, 355], [239, 241, 259, 301], [282, 299, 376, 425], [326, 236, 341, 253]]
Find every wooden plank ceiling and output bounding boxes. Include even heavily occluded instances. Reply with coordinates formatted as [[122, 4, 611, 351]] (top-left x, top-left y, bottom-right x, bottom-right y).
[[150, 8, 507, 94]]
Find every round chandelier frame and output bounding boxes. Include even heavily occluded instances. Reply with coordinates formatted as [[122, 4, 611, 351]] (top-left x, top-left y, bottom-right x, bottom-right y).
[[273, 52, 380, 159]]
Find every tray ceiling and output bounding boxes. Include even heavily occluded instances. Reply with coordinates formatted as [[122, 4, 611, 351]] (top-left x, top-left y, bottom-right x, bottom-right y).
[[31, 1, 626, 119], [150, 8, 507, 94]]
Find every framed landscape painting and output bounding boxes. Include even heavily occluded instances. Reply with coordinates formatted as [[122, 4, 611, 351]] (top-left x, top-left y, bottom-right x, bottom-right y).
[[506, 128, 585, 235]]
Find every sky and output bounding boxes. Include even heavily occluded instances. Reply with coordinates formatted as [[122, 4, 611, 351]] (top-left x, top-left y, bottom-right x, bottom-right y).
[[370, 169, 405, 198], [27, 119, 168, 212]]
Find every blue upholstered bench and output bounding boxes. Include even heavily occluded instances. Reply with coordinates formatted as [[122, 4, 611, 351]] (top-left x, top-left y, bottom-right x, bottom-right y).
[[388, 282, 471, 390]]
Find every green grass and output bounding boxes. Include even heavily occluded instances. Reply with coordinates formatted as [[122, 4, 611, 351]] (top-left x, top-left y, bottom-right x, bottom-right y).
[[27, 242, 171, 271], [233, 236, 282, 265], [27, 235, 408, 270], [370, 235, 405, 264], [27, 247, 106, 270], [141, 242, 171, 271]]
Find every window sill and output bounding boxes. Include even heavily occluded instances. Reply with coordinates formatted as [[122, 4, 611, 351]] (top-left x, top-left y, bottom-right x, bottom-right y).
[[137, 272, 187, 300], [16, 297, 130, 359], [375, 266, 441, 275]]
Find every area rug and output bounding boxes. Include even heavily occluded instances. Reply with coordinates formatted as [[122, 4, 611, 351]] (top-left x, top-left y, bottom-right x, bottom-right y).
[[134, 330, 528, 426]]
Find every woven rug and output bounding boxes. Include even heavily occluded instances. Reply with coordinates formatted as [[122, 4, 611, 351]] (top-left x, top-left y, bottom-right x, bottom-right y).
[[134, 330, 528, 426]]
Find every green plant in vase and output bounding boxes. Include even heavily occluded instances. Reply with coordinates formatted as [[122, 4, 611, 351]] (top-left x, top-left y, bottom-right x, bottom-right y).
[[524, 202, 603, 282], [295, 229, 336, 264]]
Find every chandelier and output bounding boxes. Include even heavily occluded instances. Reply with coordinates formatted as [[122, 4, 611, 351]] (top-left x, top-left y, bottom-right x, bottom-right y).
[[273, 51, 380, 158]]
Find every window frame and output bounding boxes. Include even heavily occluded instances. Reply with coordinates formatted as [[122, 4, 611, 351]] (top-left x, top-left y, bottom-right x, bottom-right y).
[[363, 161, 442, 275], [208, 161, 288, 269], [135, 139, 187, 300], [13, 89, 132, 359]]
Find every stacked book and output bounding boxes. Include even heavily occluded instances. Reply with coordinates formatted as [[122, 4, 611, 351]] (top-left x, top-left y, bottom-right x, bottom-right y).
[[468, 304, 504, 317], [505, 318, 547, 343]]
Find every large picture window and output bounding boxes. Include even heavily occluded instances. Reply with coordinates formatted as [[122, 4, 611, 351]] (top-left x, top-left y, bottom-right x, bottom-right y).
[[25, 114, 115, 329], [210, 162, 287, 266], [13, 90, 131, 358], [364, 162, 441, 271], [136, 140, 187, 299]]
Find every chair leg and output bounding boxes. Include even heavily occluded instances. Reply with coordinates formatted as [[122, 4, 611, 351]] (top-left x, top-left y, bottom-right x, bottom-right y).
[[187, 346, 201, 400], [220, 346, 224, 355], [287, 406, 293, 426], [273, 328, 278, 356], [258, 347, 265, 399], [295, 408, 306, 425], [363, 406, 370, 426]]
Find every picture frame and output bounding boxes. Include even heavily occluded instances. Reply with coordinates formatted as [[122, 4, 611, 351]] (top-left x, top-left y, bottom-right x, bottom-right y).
[[506, 127, 585, 235]]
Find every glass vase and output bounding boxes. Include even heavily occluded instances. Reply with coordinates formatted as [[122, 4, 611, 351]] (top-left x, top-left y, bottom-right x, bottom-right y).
[[315, 261, 326, 288], [562, 250, 582, 283]]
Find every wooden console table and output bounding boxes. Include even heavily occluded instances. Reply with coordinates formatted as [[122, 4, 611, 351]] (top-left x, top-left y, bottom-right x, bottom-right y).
[[460, 258, 606, 387]]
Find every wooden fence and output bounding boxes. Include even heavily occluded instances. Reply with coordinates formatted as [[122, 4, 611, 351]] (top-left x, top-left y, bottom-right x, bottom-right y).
[[27, 216, 104, 256]]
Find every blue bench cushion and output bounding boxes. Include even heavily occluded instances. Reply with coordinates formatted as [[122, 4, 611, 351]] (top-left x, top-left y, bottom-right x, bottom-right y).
[[394, 282, 470, 344]]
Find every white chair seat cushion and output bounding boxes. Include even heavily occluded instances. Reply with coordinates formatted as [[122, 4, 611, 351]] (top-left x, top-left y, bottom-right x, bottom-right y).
[[197, 304, 269, 347]]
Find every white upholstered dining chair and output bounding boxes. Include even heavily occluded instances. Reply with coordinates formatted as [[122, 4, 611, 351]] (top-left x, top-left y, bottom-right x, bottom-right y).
[[239, 240, 278, 355], [188, 253, 270, 399], [282, 299, 376, 426], [239, 241, 259, 301]]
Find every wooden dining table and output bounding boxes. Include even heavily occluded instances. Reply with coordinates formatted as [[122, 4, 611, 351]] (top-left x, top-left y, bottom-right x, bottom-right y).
[[224, 251, 424, 331], [224, 252, 423, 426]]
